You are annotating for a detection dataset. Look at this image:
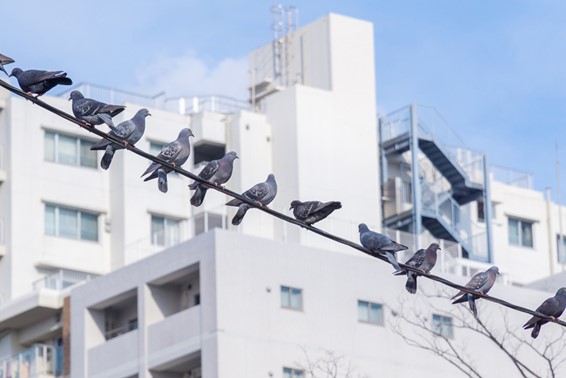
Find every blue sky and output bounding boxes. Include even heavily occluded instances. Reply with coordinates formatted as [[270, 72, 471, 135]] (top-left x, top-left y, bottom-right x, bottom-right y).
[[4, 1, 566, 201]]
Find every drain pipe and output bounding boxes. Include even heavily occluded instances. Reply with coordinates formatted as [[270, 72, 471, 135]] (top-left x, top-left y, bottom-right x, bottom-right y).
[[546, 187, 556, 275]]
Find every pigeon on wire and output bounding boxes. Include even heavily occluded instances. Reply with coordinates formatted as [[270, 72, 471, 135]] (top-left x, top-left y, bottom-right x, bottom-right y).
[[69, 90, 126, 130], [10, 68, 72, 97], [189, 151, 239, 207], [289, 200, 342, 226], [141, 128, 194, 193], [452, 266, 499, 317], [394, 243, 441, 294], [226, 174, 277, 226], [0, 53, 14, 76], [358, 223, 408, 272], [523, 287, 566, 339], [90, 108, 151, 170]]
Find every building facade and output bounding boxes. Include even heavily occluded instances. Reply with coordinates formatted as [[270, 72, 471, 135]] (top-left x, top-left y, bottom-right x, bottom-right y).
[[0, 12, 563, 378]]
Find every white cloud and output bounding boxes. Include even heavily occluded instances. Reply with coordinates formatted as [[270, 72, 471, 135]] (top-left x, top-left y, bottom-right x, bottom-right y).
[[134, 51, 249, 100]]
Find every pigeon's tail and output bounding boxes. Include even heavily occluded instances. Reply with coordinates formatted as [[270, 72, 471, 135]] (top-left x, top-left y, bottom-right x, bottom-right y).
[[100, 104, 126, 118], [405, 273, 417, 294], [0, 64, 7, 76], [157, 169, 168, 193], [385, 252, 402, 273], [48, 76, 73, 86], [393, 269, 407, 276], [468, 296, 478, 317], [100, 146, 115, 170], [451, 294, 468, 305], [97, 113, 117, 131], [231, 205, 249, 226], [190, 186, 208, 207], [531, 324, 541, 339]]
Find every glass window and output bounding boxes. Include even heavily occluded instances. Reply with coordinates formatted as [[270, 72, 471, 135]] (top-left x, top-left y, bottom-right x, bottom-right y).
[[557, 235, 566, 263], [432, 314, 453, 338], [44, 204, 98, 242], [281, 286, 303, 310], [283, 367, 304, 378], [151, 215, 181, 246], [149, 141, 165, 155], [358, 300, 384, 325], [44, 130, 97, 169], [44, 204, 56, 236], [508, 217, 534, 248]]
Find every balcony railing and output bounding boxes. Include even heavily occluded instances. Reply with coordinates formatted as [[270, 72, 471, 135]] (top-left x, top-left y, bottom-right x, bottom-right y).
[[57, 83, 249, 115], [0, 344, 60, 378], [490, 165, 533, 189], [33, 269, 97, 292]]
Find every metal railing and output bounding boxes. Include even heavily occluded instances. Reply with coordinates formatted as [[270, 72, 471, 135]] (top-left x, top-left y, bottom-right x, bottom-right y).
[[0, 344, 59, 378], [380, 105, 485, 186], [490, 165, 533, 189], [57, 83, 249, 115], [33, 269, 97, 292]]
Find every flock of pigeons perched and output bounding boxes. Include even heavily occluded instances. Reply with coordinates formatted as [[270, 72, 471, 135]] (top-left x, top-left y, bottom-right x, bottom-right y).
[[1, 52, 565, 340]]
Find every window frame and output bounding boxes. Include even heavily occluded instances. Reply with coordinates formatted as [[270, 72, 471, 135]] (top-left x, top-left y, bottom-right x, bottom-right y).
[[44, 129, 98, 169], [507, 216, 534, 248], [357, 300, 384, 326], [557, 235, 566, 263], [150, 214, 183, 247], [44, 203, 99, 242], [283, 367, 305, 378], [432, 314, 454, 338], [280, 285, 303, 311]]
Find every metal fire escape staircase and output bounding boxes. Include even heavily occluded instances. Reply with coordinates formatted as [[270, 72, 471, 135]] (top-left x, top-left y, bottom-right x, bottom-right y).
[[380, 105, 492, 262]]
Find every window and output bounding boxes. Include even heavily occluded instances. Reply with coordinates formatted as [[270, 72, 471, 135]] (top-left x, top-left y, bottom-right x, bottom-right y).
[[194, 212, 225, 235], [357, 300, 384, 325], [44, 130, 97, 168], [283, 367, 304, 378], [280, 286, 303, 310], [508, 217, 533, 247], [44, 204, 99, 241], [557, 235, 566, 263], [151, 215, 181, 246], [432, 314, 453, 338], [149, 141, 166, 156]]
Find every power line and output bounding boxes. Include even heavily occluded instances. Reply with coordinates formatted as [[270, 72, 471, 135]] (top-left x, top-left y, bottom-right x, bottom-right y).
[[0, 79, 564, 329]]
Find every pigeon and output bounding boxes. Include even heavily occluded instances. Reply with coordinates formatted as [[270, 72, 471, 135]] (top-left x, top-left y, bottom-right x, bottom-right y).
[[358, 223, 408, 272], [289, 200, 342, 226], [141, 128, 194, 193], [393, 243, 441, 294], [189, 151, 239, 207], [523, 287, 566, 339], [0, 53, 14, 76], [90, 108, 151, 170], [69, 90, 126, 130], [10, 68, 72, 96], [452, 266, 499, 317], [225, 174, 277, 226]]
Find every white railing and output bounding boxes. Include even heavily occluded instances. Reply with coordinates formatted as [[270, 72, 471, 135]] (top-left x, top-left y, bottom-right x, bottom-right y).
[[58, 83, 249, 116], [33, 269, 97, 292], [490, 165, 533, 189], [0, 344, 59, 378]]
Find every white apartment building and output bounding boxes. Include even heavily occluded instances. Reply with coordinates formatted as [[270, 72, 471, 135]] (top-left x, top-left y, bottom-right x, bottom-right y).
[[0, 12, 563, 378]]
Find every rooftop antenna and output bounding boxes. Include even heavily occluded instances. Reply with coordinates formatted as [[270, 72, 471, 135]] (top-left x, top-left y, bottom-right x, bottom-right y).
[[271, 1, 298, 87]]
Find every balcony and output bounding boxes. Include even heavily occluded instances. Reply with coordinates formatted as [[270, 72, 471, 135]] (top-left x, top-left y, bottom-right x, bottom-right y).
[[32, 269, 97, 292], [88, 330, 138, 377], [147, 306, 201, 371], [0, 344, 60, 378]]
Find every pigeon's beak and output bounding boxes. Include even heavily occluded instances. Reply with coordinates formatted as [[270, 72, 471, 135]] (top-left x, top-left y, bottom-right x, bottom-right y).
[[289, 205, 293, 210], [148, 112, 152, 116]]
